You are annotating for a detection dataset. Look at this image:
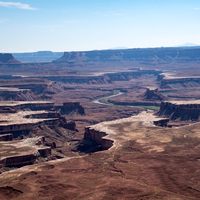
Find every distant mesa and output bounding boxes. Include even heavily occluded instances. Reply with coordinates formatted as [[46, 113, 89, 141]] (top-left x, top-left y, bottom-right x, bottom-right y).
[[53, 47, 200, 63], [0, 53, 21, 64]]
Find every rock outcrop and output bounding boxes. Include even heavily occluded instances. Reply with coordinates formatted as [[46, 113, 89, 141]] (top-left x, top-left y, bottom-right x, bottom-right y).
[[0, 136, 51, 167], [60, 120, 76, 131], [0, 53, 21, 64], [84, 127, 113, 150], [157, 100, 200, 121], [158, 73, 200, 89], [63, 102, 85, 115], [0, 101, 54, 111], [0, 101, 83, 136], [139, 88, 167, 101], [55, 102, 85, 115], [0, 134, 13, 141], [153, 119, 169, 127]]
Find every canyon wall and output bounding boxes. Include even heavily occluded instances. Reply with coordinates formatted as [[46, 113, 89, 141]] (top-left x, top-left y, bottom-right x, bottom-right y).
[[0, 134, 13, 141], [84, 127, 113, 150], [0, 154, 37, 167], [53, 47, 200, 63], [0, 102, 54, 111], [161, 77, 200, 88], [0, 136, 51, 167], [157, 101, 200, 120]]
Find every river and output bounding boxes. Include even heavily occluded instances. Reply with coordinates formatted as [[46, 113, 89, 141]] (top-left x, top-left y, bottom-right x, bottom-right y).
[[93, 92, 124, 105]]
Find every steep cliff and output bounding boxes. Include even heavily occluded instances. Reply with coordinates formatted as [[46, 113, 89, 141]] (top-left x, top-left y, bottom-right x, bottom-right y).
[[158, 73, 200, 89], [0, 134, 13, 141], [0, 136, 51, 167], [157, 101, 200, 121], [84, 127, 113, 150], [53, 47, 200, 63]]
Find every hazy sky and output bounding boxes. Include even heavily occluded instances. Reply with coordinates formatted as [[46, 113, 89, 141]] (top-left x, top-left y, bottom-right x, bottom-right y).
[[0, 0, 200, 53]]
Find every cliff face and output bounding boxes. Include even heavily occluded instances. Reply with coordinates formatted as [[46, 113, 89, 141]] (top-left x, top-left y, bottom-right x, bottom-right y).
[[0, 53, 21, 64], [53, 47, 200, 63], [0, 136, 51, 167], [84, 127, 113, 150], [0, 134, 13, 141], [161, 77, 200, 88], [157, 101, 200, 121], [0, 101, 54, 111], [158, 73, 200, 89], [40, 70, 162, 84]]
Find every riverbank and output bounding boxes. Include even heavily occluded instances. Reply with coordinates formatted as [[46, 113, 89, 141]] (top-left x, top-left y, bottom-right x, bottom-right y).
[[93, 90, 160, 111]]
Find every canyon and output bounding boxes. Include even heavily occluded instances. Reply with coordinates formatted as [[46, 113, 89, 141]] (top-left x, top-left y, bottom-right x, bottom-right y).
[[1, 47, 200, 199]]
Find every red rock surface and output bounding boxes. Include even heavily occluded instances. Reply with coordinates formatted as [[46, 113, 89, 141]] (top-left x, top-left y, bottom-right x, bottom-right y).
[[2, 119, 200, 199]]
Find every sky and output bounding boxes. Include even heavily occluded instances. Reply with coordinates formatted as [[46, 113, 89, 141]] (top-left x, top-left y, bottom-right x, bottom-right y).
[[0, 0, 200, 53]]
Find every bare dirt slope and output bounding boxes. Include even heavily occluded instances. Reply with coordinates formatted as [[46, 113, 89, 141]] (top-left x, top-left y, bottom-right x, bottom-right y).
[[1, 112, 200, 199]]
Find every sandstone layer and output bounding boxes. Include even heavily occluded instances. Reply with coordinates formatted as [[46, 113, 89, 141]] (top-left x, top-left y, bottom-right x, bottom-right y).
[[157, 100, 200, 121], [159, 73, 200, 88], [0, 136, 51, 167], [2, 111, 200, 199]]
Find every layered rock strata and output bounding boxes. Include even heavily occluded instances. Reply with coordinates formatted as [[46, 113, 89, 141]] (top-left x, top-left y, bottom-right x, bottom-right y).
[[0, 110, 60, 135], [0, 101, 54, 111], [159, 73, 200, 88], [157, 100, 200, 120], [0, 101, 83, 135], [0, 136, 51, 167], [84, 128, 113, 150], [0, 134, 13, 141]]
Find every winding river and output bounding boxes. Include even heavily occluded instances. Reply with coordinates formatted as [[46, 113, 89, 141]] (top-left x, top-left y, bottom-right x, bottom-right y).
[[93, 92, 124, 105], [93, 91, 157, 112]]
